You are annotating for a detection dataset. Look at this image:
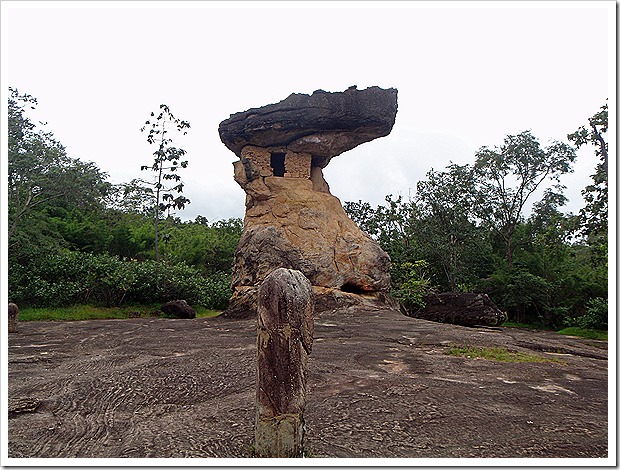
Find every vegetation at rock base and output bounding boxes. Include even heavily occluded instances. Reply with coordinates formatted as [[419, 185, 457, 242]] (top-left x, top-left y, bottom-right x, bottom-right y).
[[7, 88, 608, 334]]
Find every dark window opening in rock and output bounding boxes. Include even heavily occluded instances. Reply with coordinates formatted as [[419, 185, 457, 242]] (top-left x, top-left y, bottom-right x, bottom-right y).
[[341, 283, 367, 295], [270, 152, 286, 177], [311, 156, 328, 168]]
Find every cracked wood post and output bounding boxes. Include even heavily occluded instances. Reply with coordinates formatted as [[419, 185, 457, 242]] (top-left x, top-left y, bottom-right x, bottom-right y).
[[8, 303, 18, 333], [255, 268, 314, 458]]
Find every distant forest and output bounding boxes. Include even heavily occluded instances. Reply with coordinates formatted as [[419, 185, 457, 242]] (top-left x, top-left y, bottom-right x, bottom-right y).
[[8, 88, 608, 330]]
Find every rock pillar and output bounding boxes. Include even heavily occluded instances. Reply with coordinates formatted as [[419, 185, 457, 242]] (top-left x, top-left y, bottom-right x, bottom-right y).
[[8, 303, 18, 333], [218, 86, 399, 318], [255, 268, 314, 458]]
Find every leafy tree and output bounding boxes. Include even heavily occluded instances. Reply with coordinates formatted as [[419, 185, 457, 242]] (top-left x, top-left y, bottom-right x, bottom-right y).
[[159, 217, 242, 275], [393, 260, 434, 311], [140, 104, 191, 261], [482, 190, 604, 328], [567, 102, 608, 240], [346, 194, 421, 289], [344, 200, 382, 238], [109, 179, 156, 216], [415, 164, 492, 291], [49, 206, 115, 254], [8, 88, 110, 252], [472, 130, 576, 269]]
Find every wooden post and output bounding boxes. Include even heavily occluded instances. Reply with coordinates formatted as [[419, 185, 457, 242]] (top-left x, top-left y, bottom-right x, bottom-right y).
[[8, 303, 18, 333], [255, 268, 314, 458]]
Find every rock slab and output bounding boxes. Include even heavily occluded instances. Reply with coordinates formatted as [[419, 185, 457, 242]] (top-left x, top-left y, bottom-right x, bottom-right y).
[[219, 85, 398, 161], [255, 268, 314, 458], [405, 292, 507, 327]]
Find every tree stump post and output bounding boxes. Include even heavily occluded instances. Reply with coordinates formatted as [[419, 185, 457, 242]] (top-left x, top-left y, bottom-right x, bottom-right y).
[[8, 303, 19, 333], [255, 268, 314, 458]]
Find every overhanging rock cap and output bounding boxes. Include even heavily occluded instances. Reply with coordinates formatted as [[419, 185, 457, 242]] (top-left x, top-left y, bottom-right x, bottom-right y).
[[218, 86, 398, 162]]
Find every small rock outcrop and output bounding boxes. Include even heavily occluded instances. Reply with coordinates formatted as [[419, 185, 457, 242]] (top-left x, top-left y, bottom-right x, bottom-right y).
[[8, 303, 18, 333], [404, 293, 507, 327], [255, 268, 314, 458], [160, 300, 196, 319], [218, 86, 399, 318]]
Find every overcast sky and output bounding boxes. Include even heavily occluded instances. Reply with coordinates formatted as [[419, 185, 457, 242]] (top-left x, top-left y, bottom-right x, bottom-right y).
[[2, 1, 614, 223]]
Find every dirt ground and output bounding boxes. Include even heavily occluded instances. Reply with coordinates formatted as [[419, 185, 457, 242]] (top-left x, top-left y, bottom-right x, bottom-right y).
[[7, 307, 608, 460]]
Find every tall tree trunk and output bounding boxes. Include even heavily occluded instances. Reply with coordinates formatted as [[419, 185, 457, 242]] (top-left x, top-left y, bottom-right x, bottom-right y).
[[154, 181, 161, 262]]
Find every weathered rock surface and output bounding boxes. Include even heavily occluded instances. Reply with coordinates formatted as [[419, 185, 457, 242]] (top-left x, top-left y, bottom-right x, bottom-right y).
[[219, 87, 398, 318], [405, 292, 507, 327], [224, 286, 399, 320], [218, 86, 398, 161], [255, 268, 314, 458], [160, 300, 196, 319], [7, 310, 608, 458], [227, 176, 393, 318]]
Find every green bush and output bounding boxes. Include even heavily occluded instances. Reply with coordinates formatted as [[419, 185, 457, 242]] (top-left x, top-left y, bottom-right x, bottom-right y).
[[483, 266, 551, 326], [393, 260, 433, 312], [10, 251, 90, 307], [9, 250, 232, 310], [202, 271, 233, 310], [573, 297, 608, 330]]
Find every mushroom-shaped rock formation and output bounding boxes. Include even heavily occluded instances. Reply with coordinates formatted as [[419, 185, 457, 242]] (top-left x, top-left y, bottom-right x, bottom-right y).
[[219, 86, 399, 318]]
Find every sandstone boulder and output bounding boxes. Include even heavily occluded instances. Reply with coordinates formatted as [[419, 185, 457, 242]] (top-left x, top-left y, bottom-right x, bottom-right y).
[[404, 292, 507, 327], [160, 300, 196, 319], [219, 86, 398, 318]]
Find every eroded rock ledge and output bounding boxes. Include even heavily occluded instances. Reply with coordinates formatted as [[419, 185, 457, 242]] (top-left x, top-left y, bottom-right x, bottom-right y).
[[218, 85, 398, 163]]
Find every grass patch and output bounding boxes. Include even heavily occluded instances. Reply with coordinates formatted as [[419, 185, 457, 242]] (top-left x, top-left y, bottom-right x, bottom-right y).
[[195, 308, 222, 319], [446, 345, 565, 364], [556, 327, 607, 341], [502, 321, 550, 331], [18, 305, 221, 321], [503, 323, 607, 341]]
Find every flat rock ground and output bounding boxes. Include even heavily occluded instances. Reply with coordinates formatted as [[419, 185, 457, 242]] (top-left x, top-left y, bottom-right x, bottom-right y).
[[7, 308, 608, 460]]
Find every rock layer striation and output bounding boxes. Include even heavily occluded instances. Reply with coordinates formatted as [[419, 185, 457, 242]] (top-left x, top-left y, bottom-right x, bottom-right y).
[[219, 86, 398, 318]]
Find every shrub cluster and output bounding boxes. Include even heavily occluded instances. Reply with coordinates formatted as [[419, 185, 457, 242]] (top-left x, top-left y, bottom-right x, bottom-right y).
[[572, 297, 608, 330], [9, 250, 232, 309], [392, 260, 434, 312]]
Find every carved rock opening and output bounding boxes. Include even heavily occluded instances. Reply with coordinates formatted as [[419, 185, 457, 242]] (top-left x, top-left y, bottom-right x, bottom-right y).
[[270, 152, 286, 177]]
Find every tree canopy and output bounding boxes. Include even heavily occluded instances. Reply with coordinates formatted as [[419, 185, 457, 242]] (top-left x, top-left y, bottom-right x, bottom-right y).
[[7, 89, 608, 331], [344, 125, 605, 329], [8, 89, 239, 310], [472, 130, 576, 269]]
